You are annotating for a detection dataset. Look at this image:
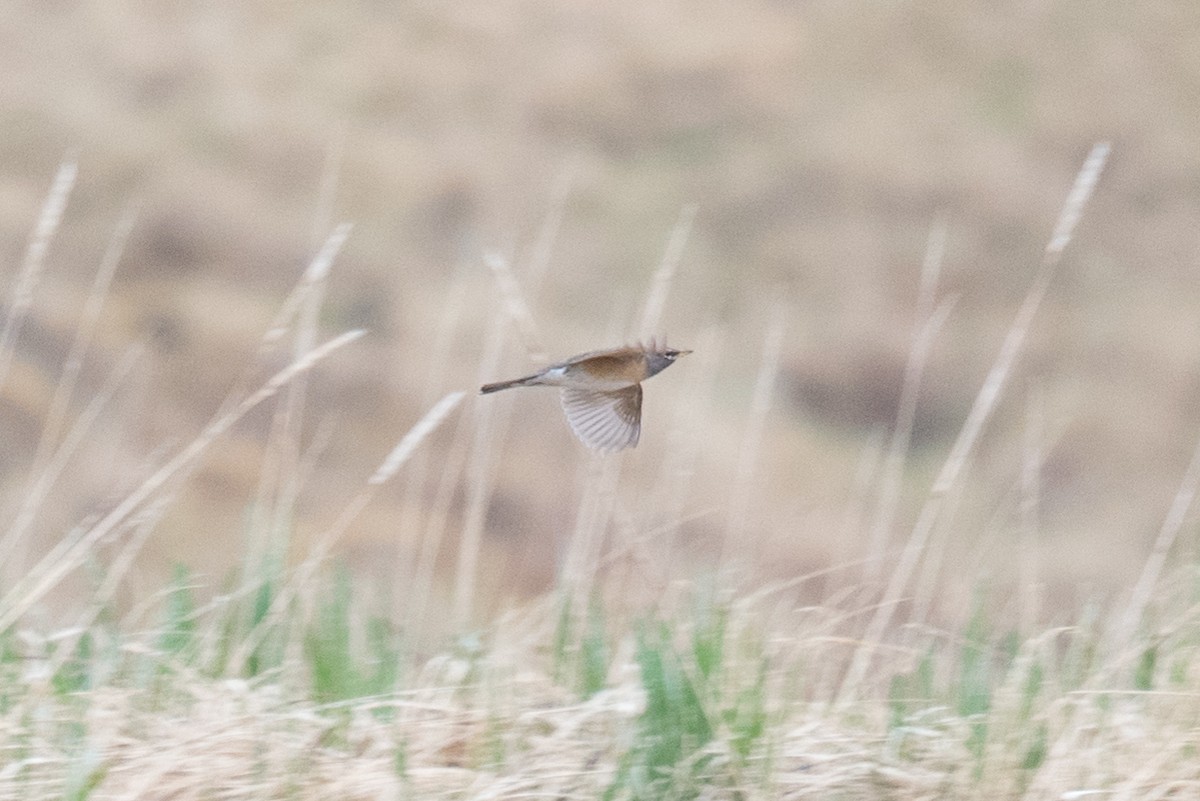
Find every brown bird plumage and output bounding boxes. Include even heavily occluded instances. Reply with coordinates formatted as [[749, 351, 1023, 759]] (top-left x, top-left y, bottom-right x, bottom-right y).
[[480, 341, 691, 451]]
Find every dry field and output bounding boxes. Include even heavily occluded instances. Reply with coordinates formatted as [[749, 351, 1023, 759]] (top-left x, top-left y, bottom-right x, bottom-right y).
[[1, 2, 1200, 797]]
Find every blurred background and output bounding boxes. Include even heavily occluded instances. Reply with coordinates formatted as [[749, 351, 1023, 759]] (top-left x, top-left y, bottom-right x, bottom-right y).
[[2, 1, 1199, 630]]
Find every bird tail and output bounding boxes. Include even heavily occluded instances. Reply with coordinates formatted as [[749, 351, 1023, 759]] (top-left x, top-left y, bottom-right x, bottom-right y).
[[480, 374, 540, 394]]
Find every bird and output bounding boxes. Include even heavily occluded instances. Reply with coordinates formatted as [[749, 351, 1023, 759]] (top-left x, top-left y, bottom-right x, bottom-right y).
[[480, 341, 691, 452]]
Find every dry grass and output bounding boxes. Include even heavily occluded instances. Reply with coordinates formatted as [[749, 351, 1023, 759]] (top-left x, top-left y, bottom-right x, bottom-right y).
[[3, 145, 1200, 799], [3, 576, 1200, 799], [3, 6, 1200, 796]]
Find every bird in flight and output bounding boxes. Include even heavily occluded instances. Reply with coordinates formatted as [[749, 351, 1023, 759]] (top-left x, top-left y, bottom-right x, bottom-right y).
[[480, 341, 691, 451]]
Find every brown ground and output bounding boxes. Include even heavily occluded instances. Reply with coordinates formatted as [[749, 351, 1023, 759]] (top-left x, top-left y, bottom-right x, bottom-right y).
[[2, 1, 1199, 630]]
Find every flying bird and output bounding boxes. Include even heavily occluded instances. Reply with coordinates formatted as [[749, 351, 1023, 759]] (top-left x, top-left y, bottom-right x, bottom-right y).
[[480, 341, 691, 451]]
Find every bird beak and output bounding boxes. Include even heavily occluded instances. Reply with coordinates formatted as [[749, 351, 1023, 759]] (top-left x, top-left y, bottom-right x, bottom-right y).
[[677, 349, 693, 356]]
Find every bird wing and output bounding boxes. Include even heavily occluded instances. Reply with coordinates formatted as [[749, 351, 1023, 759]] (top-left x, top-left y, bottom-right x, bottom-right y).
[[560, 385, 642, 452]]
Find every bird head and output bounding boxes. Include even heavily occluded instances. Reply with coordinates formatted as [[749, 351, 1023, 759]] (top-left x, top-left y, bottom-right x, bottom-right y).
[[644, 342, 692, 378]]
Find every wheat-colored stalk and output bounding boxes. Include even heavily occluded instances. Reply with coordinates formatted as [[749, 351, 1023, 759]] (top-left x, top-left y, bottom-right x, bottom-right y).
[[1113, 431, 1200, 649], [0, 157, 76, 395], [724, 302, 786, 575], [0, 203, 139, 571], [637, 203, 696, 341], [452, 308, 508, 629], [865, 217, 952, 582], [0, 328, 364, 635], [836, 141, 1111, 706], [1019, 386, 1045, 633]]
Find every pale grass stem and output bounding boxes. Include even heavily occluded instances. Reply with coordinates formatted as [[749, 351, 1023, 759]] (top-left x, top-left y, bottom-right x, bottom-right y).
[[264, 219, 343, 586], [562, 450, 623, 614], [34, 202, 139, 467], [408, 413, 473, 636], [247, 166, 347, 597], [649, 325, 725, 577], [450, 192, 577, 627], [0, 157, 76, 395], [1112, 430, 1200, 649], [909, 433, 978, 627], [0, 203, 139, 571], [836, 142, 1111, 706], [637, 202, 696, 342], [1019, 387, 1044, 633], [259, 223, 352, 352], [839, 427, 886, 573], [935, 141, 1108, 499], [370, 392, 467, 486], [723, 303, 786, 573], [308, 123, 346, 255], [919, 393, 1068, 630], [486, 251, 547, 363], [0, 344, 143, 570], [227, 390, 466, 671], [246, 223, 351, 593], [523, 164, 576, 299], [452, 308, 508, 629], [607, 463, 651, 589], [36, 482, 184, 681], [395, 275, 469, 622], [0, 328, 365, 635], [454, 187, 573, 628], [865, 217, 952, 583]]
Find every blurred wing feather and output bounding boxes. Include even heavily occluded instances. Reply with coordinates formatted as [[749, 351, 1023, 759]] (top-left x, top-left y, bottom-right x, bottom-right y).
[[560, 385, 642, 451]]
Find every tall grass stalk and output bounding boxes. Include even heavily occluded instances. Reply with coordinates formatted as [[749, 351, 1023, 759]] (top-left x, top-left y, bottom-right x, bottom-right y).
[[408, 412, 473, 635], [308, 124, 346, 254], [453, 306, 509, 629], [234, 225, 351, 664], [0, 157, 76, 395], [264, 220, 344, 587], [837, 142, 1111, 706], [0, 343, 143, 573], [454, 233, 556, 629], [0, 159, 88, 580], [228, 390, 465, 673], [1114, 432, 1200, 649], [723, 303, 786, 575], [650, 325, 725, 580], [865, 217, 950, 583], [0, 328, 364, 636], [1019, 388, 1044, 633], [563, 452, 624, 616], [637, 203, 696, 342], [486, 250, 547, 364], [30, 202, 138, 470], [395, 273, 469, 622], [524, 165, 576, 301]]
